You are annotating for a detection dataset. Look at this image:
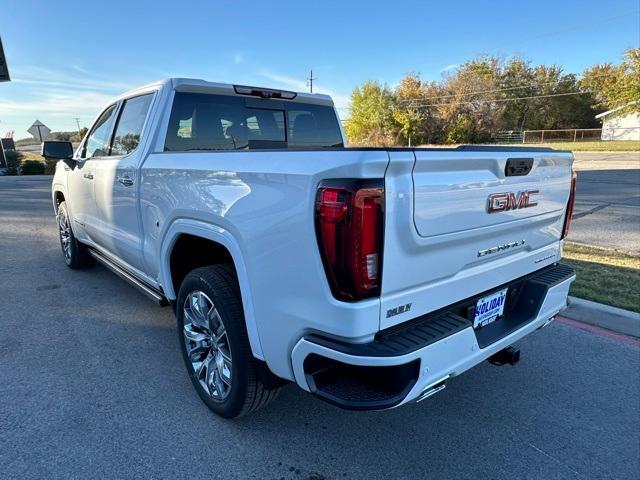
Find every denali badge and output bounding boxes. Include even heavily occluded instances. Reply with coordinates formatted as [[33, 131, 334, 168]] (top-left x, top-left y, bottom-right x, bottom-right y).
[[487, 190, 539, 213], [478, 240, 525, 257], [386, 303, 412, 318]]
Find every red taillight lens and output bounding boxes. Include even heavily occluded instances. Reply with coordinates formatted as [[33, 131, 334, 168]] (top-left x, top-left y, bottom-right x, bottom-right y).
[[315, 180, 384, 301], [561, 170, 577, 239]]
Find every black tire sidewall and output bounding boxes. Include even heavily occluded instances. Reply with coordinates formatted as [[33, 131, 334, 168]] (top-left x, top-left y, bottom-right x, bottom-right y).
[[176, 267, 252, 418], [57, 202, 81, 268]]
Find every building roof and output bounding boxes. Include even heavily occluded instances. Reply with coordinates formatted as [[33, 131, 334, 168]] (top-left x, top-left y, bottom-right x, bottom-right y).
[[595, 100, 639, 119]]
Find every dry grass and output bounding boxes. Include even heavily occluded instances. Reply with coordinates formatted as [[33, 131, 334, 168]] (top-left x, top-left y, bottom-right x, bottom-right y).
[[19, 151, 44, 162], [527, 141, 640, 152], [562, 242, 640, 312]]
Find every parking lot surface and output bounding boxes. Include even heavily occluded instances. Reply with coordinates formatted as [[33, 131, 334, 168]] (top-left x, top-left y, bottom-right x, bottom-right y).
[[1, 175, 639, 480], [570, 152, 640, 254]]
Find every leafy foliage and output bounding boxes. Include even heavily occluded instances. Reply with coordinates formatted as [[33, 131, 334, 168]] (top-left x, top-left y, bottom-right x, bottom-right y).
[[19, 160, 45, 175], [581, 47, 640, 114], [344, 81, 398, 146], [345, 51, 626, 145], [49, 128, 88, 143]]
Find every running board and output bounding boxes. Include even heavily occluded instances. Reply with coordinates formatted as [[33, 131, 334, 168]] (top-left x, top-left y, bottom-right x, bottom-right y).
[[88, 249, 168, 306]]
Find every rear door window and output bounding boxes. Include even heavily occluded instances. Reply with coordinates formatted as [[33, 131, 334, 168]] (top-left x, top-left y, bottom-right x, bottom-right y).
[[164, 92, 343, 151], [110, 93, 154, 156]]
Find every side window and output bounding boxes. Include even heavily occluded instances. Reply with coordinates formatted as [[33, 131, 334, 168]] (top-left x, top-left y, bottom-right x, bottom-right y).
[[110, 94, 154, 156], [84, 104, 118, 158]]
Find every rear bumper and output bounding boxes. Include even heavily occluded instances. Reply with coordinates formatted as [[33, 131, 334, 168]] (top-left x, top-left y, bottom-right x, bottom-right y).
[[291, 263, 575, 410]]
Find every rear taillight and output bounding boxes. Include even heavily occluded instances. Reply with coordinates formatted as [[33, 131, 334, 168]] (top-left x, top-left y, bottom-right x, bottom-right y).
[[561, 170, 577, 239], [315, 180, 384, 301]]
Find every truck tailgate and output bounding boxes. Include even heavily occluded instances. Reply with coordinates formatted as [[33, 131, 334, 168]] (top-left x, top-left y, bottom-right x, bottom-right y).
[[380, 148, 574, 330]]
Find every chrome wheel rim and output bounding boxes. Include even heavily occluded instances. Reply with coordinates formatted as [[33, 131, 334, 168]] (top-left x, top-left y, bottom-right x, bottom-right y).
[[57, 211, 72, 260], [183, 291, 232, 401]]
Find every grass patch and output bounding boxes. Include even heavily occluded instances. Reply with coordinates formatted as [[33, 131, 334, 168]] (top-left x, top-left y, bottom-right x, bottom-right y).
[[19, 151, 43, 162], [562, 242, 640, 312], [529, 141, 640, 152], [2, 151, 55, 175]]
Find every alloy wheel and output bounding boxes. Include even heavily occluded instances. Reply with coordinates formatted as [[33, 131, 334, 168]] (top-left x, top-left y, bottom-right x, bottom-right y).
[[57, 211, 72, 260], [182, 290, 233, 401]]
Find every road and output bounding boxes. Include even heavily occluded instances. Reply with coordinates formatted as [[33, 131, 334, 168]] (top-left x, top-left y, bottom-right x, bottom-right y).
[[570, 152, 640, 254], [1, 175, 639, 480]]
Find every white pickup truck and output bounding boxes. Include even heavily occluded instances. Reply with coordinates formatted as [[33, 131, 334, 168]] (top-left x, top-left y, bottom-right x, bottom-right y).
[[45, 78, 577, 418]]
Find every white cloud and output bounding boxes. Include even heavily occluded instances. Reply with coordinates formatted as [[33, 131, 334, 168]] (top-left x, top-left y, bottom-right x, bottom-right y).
[[258, 70, 307, 91], [440, 64, 459, 73], [0, 65, 138, 137], [11, 65, 131, 92], [0, 90, 114, 116]]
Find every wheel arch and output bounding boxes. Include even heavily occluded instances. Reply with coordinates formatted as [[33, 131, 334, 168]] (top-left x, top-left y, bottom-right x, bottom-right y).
[[52, 186, 67, 213], [160, 219, 264, 360]]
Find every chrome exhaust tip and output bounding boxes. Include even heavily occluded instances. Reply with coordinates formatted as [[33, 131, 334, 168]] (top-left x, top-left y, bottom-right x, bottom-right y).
[[415, 375, 449, 403], [539, 316, 556, 329]]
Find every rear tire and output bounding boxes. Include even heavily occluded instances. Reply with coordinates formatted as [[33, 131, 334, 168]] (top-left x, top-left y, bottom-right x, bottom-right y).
[[176, 265, 281, 418], [56, 201, 94, 269]]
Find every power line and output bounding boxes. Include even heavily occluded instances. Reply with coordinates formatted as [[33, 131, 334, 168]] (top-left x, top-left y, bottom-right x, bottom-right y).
[[399, 80, 566, 103], [407, 91, 589, 109], [499, 9, 640, 50], [397, 69, 622, 104]]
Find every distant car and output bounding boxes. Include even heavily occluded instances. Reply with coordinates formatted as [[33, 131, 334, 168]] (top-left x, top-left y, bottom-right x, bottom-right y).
[[45, 78, 576, 418]]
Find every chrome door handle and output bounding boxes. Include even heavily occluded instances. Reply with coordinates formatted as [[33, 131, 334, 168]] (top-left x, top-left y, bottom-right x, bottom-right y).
[[83, 173, 94, 180], [117, 175, 134, 187]]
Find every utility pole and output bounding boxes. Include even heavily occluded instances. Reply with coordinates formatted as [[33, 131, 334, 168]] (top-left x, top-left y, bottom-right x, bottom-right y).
[[74, 117, 81, 134], [307, 69, 316, 93]]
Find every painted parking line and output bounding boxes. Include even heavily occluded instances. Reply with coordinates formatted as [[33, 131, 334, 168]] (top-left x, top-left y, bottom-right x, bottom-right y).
[[557, 316, 640, 347]]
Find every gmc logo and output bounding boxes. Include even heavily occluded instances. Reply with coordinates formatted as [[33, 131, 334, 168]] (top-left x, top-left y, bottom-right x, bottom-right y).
[[487, 190, 539, 213]]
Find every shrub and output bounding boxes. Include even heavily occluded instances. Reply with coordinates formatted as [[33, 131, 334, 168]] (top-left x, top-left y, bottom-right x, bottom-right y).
[[4, 151, 20, 175], [19, 160, 46, 175], [43, 159, 58, 175], [445, 116, 475, 144]]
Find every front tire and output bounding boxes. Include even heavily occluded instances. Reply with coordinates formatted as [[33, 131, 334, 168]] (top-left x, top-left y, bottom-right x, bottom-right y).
[[177, 265, 281, 418], [56, 202, 94, 269]]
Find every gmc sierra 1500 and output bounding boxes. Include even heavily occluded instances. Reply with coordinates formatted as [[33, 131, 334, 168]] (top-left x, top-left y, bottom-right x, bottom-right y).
[[45, 78, 576, 418]]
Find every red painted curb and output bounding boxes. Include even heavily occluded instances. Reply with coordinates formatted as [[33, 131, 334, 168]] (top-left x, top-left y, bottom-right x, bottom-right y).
[[556, 316, 640, 347]]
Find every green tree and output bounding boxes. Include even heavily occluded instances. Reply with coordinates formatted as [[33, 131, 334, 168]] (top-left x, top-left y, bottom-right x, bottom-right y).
[[522, 65, 598, 130], [344, 81, 398, 146], [581, 47, 640, 114], [70, 127, 88, 143], [343, 50, 631, 146], [392, 74, 445, 145]]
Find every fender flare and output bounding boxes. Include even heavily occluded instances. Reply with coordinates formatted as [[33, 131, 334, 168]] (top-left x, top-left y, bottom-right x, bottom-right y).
[[160, 219, 264, 360], [51, 184, 67, 212]]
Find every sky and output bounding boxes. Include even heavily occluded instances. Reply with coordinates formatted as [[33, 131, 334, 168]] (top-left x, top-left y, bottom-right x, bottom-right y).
[[1, 0, 639, 139]]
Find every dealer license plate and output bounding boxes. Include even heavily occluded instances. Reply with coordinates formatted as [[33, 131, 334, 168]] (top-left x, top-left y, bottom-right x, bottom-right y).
[[473, 288, 507, 329]]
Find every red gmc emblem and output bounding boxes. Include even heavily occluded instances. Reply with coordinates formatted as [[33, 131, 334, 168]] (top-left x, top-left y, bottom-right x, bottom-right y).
[[487, 190, 539, 213]]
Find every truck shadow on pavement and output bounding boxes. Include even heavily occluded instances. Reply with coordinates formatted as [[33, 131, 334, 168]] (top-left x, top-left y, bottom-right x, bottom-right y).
[[2, 178, 639, 479]]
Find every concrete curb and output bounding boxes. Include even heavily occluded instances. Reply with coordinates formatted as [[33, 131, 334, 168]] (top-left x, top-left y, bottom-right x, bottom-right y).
[[563, 296, 640, 338]]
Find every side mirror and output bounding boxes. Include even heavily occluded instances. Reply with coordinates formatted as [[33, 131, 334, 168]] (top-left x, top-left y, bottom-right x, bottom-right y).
[[41, 141, 75, 167], [41, 140, 73, 159]]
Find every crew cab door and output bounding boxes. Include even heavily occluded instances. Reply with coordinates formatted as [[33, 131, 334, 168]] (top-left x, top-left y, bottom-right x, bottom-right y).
[[91, 93, 155, 271], [68, 103, 119, 242]]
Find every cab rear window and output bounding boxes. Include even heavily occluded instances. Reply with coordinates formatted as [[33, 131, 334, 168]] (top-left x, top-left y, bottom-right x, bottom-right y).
[[164, 92, 343, 151]]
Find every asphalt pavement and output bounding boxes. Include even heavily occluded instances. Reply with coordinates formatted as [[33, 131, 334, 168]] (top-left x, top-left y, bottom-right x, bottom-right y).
[[570, 152, 640, 254], [1, 175, 639, 480]]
